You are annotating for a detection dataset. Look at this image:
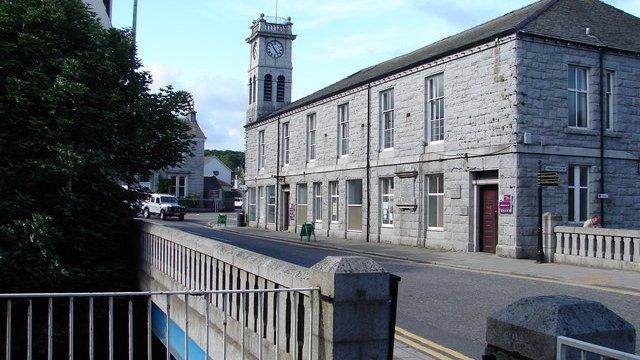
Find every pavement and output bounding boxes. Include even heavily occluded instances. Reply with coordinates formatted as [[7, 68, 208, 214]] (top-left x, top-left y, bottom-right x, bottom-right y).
[[157, 213, 640, 358]]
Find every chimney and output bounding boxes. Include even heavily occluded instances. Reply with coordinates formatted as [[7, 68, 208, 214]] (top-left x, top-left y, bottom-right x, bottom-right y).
[[190, 110, 197, 123]]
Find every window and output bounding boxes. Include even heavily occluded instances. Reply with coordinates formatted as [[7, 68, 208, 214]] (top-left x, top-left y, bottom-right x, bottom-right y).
[[381, 89, 394, 149], [169, 175, 187, 198], [264, 74, 272, 102], [257, 130, 265, 169], [427, 174, 444, 229], [568, 166, 589, 223], [248, 188, 257, 221], [427, 73, 445, 142], [338, 103, 349, 156], [248, 77, 253, 104], [277, 75, 285, 102], [296, 184, 308, 226], [313, 182, 322, 222], [253, 75, 257, 104], [568, 65, 589, 128], [347, 179, 363, 231], [282, 122, 290, 165], [329, 181, 339, 222], [307, 114, 316, 161], [605, 71, 614, 130], [258, 186, 265, 220], [267, 185, 276, 224], [380, 178, 394, 226]]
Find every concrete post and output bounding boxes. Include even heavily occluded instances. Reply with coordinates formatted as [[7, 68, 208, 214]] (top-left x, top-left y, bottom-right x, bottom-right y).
[[484, 295, 636, 360], [542, 212, 562, 262], [309, 256, 392, 360]]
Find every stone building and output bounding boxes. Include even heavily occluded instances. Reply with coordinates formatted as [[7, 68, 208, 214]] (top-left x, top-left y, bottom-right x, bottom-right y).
[[243, 0, 640, 258], [147, 111, 206, 199]]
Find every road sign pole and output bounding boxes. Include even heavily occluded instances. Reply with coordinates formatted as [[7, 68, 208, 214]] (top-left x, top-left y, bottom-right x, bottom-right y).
[[536, 160, 545, 263]]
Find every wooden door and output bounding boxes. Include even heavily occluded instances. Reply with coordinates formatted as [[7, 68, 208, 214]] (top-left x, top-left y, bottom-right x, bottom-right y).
[[479, 186, 498, 253], [282, 192, 290, 230]]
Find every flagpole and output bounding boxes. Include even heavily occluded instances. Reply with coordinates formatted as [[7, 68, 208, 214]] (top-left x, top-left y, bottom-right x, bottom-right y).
[[132, 0, 139, 43]]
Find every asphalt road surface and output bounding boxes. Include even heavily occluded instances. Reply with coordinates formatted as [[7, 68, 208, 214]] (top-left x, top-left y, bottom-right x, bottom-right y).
[[150, 217, 640, 358]]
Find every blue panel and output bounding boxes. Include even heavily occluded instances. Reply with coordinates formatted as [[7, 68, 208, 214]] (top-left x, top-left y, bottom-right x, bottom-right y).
[[152, 303, 213, 360]]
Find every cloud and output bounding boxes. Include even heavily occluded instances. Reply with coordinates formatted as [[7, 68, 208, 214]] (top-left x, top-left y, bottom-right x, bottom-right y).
[[146, 63, 247, 151]]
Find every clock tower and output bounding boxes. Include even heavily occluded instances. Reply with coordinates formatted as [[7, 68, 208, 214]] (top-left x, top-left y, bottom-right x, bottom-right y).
[[246, 14, 296, 124]]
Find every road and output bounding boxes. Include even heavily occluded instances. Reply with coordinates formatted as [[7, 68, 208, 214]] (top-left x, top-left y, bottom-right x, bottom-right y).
[[151, 216, 640, 358]]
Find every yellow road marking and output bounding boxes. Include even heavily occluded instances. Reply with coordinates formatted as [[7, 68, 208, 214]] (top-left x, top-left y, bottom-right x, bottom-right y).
[[215, 227, 640, 298], [395, 327, 473, 360], [396, 333, 454, 360]]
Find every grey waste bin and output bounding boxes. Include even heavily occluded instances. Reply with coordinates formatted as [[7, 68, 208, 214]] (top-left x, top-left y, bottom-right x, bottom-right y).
[[237, 211, 246, 227]]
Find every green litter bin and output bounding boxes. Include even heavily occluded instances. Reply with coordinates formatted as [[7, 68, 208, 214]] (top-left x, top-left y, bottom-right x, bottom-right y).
[[300, 222, 316, 241]]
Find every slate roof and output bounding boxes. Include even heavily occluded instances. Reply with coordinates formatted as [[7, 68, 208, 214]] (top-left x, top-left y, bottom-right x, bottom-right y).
[[254, 0, 640, 125]]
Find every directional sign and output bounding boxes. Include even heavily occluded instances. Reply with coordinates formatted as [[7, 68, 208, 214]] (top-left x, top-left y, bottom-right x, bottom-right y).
[[537, 171, 559, 186], [544, 166, 567, 173]]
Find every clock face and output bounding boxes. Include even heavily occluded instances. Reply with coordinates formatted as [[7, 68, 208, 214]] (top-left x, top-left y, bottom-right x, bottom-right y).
[[266, 40, 284, 59], [252, 42, 257, 59]]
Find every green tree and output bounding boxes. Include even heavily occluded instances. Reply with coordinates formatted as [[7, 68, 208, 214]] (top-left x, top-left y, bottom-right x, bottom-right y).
[[0, 0, 194, 292]]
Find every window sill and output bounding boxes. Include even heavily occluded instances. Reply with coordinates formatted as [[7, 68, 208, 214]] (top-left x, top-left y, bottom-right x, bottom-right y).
[[381, 147, 394, 152], [564, 127, 597, 136], [427, 140, 444, 146], [604, 130, 623, 138], [381, 224, 394, 228], [427, 227, 444, 232], [347, 230, 363, 233], [330, 221, 339, 224]]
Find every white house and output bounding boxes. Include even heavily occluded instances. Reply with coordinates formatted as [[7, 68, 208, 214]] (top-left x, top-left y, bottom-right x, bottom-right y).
[[204, 155, 233, 185], [84, 0, 112, 28]]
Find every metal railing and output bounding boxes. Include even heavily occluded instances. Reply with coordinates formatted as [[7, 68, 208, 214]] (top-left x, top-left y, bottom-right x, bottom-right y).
[[557, 336, 640, 360], [1, 287, 317, 360]]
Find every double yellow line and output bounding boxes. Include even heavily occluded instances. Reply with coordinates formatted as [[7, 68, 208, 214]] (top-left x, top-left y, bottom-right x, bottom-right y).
[[395, 327, 473, 360]]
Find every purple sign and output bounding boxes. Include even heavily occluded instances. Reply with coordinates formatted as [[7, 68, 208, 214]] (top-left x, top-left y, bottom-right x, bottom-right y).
[[499, 195, 512, 214]]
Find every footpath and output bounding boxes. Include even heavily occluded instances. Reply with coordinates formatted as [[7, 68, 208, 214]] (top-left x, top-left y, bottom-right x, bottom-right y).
[[208, 221, 640, 297]]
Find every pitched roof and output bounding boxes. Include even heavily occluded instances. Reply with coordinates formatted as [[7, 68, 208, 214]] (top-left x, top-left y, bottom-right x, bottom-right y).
[[255, 0, 640, 124], [186, 118, 206, 138]]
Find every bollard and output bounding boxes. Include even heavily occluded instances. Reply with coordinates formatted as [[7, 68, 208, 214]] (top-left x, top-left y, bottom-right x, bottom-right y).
[[484, 295, 636, 359]]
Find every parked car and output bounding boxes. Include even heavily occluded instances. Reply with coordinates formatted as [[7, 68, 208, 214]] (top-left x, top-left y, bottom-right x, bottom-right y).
[[141, 193, 186, 221], [234, 197, 243, 210]]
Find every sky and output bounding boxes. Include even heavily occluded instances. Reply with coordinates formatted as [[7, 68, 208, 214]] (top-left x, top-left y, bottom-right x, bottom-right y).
[[111, 0, 640, 151]]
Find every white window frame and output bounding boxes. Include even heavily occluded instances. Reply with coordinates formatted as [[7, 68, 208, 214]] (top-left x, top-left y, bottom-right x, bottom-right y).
[[329, 181, 339, 223], [605, 70, 614, 131], [313, 182, 322, 223], [338, 103, 349, 156], [346, 179, 363, 232], [380, 177, 394, 227], [169, 175, 188, 198], [258, 186, 265, 221], [568, 166, 589, 223], [282, 122, 290, 165], [267, 185, 276, 224], [427, 174, 444, 230], [426, 73, 445, 143], [380, 89, 394, 150], [248, 187, 257, 221], [307, 114, 316, 161], [568, 65, 589, 128], [296, 183, 308, 226], [257, 130, 265, 169]]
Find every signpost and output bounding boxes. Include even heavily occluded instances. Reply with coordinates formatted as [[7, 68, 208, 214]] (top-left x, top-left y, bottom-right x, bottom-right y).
[[536, 161, 560, 263]]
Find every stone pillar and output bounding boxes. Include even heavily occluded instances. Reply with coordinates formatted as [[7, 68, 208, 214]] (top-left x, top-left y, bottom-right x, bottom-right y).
[[309, 256, 392, 360], [485, 295, 636, 360], [542, 212, 562, 262]]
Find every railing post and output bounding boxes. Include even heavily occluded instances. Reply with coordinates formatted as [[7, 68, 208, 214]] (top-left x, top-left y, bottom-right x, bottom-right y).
[[309, 256, 392, 360], [542, 213, 561, 262], [484, 295, 636, 359]]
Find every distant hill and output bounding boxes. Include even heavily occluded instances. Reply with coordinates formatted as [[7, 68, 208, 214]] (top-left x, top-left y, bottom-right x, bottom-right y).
[[205, 149, 245, 175]]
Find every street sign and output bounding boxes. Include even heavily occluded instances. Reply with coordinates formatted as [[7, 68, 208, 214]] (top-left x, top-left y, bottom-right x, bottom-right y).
[[597, 193, 610, 199], [544, 166, 567, 173], [537, 171, 559, 186]]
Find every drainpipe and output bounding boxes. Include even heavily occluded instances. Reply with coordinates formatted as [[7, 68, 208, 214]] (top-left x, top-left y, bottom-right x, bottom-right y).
[[276, 116, 281, 231], [598, 49, 605, 224], [366, 84, 371, 243]]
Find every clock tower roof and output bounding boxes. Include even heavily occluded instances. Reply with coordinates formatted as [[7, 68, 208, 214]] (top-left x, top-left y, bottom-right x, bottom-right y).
[[246, 14, 296, 43]]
